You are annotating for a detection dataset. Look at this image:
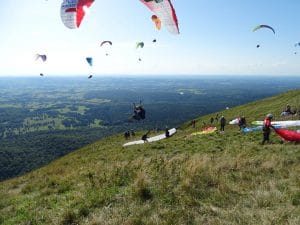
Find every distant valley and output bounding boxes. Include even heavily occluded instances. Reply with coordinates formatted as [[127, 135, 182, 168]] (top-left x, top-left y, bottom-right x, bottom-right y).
[[1, 75, 299, 181]]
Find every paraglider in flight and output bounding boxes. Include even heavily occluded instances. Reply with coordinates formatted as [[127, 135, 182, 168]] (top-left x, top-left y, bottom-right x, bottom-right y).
[[136, 42, 145, 49], [35, 54, 47, 76], [136, 42, 144, 61], [60, 0, 95, 29], [152, 39, 157, 43], [151, 15, 161, 30], [86, 57, 93, 78], [256, 44, 260, 48], [136, 42, 145, 61], [100, 41, 112, 56], [132, 101, 146, 121], [253, 25, 275, 34], [140, 0, 179, 34], [35, 54, 47, 62], [293, 43, 300, 54]]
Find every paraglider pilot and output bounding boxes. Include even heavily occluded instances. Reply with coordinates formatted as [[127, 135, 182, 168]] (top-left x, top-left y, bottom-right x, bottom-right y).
[[191, 119, 196, 128], [141, 130, 150, 143], [220, 116, 226, 131], [165, 127, 170, 138], [262, 114, 274, 145], [132, 103, 146, 120], [238, 116, 247, 130]]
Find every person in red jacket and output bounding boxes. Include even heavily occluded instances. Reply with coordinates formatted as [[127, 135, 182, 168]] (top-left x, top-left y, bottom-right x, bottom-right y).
[[262, 113, 274, 144]]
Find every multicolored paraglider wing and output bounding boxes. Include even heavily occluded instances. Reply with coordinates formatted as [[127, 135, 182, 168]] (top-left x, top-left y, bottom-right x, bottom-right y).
[[61, 0, 94, 29], [140, 0, 179, 34], [253, 25, 275, 34]]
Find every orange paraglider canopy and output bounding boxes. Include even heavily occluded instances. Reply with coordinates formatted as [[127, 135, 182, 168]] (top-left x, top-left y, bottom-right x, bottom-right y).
[[151, 15, 161, 30]]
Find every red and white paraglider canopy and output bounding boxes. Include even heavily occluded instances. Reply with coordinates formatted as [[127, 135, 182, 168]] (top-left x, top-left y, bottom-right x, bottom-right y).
[[61, 0, 95, 29], [140, 0, 179, 34]]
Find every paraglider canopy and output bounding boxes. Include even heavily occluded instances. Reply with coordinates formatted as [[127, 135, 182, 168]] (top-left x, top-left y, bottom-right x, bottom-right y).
[[35, 54, 47, 62], [140, 0, 179, 34], [60, 0, 95, 29], [86, 57, 93, 66], [151, 14, 161, 30], [100, 41, 112, 47], [253, 24, 275, 34], [136, 42, 145, 49]]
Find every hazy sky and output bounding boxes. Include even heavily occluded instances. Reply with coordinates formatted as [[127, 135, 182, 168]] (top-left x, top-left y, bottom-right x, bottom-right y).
[[1, 0, 300, 76]]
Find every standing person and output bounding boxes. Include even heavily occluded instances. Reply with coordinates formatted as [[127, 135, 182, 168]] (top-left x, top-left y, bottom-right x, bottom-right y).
[[220, 116, 226, 131], [238, 116, 247, 130], [215, 114, 219, 122], [124, 131, 130, 140], [262, 114, 273, 145], [191, 119, 196, 128], [210, 117, 214, 125], [165, 127, 170, 138]]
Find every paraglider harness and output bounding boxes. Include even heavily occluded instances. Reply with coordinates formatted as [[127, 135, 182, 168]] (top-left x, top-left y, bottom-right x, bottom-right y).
[[132, 102, 146, 120]]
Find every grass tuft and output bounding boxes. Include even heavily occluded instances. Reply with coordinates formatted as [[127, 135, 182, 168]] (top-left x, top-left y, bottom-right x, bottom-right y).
[[61, 210, 77, 225], [133, 171, 153, 202]]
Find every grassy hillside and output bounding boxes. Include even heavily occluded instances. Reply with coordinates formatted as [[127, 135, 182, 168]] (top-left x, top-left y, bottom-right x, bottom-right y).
[[0, 90, 299, 225]]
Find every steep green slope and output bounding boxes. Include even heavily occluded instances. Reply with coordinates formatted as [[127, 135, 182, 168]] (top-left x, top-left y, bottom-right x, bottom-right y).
[[0, 90, 299, 225]]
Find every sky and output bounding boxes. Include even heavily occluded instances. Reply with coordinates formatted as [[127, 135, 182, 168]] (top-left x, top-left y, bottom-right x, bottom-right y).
[[1, 0, 300, 76]]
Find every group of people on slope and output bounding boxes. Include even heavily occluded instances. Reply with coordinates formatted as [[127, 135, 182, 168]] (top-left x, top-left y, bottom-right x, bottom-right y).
[[193, 115, 227, 131], [209, 114, 220, 124], [190, 112, 276, 145]]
